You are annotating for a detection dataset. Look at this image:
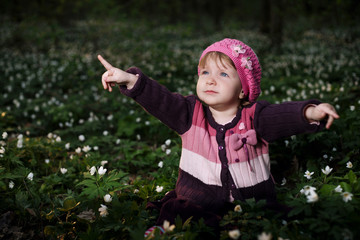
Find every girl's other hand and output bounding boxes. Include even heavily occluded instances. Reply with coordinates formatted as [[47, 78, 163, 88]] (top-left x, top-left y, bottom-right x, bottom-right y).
[[305, 103, 340, 129], [98, 55, 138, 92]]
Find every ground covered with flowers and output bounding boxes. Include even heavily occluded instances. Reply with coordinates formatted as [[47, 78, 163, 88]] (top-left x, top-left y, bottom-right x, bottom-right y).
[[0, 20, 360, 239]]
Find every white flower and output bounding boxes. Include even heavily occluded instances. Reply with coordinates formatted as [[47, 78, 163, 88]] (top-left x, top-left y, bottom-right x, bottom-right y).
[[56, 136, 61, 142], [60, 168, 68, 174], [306, 191, 319, 203], [346, 161, 353, 168], [2, 132, 8, 139], [161, 144, 166, 151], [136, 134, 141, 140], [78, 135, 85, 142], [145, 121, 150, 126], [321, 165, 333, 175], [75, 147, 81, 154], [82, 145, 91, 153], [323, 154, 328, 159], [284, 140, 289, 147], [158, 161, 164, 168], [342, 192, 353, 202], [17, 139, 23, 148], [304, 170, 314, 179], [45, 159, 50, 164], [116, 139, 121, 144], [228, 229, 241, 239], [27, 172, 34, 181], [98, 166, 107, 176], [103, 131, 108, 136], [101, 160, 108, 166], [234, 204, 242, 213], [257, 232, 272, 240], [165, 149, 171, 155], [9, 181, 14, 189], [103, 194, 112, 203], [156, 185, 164, 193], [90, 166, 96, 175], [0, 146, 5, 154], [93, 146, 99, 151], [65, 143, 70, 150], [334, 185, 343, 193], [165, 139, 171, 146], [350, 105, 355, 111], [163, 220, 175, 232], [134, 189, 139, 194], [300, 185, 317, 195], [98, 204, 108, 217], [281, 178, 286, 186]]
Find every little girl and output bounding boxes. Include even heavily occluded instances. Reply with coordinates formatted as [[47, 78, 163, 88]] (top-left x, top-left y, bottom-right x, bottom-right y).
[[98, 38, 339, 236]]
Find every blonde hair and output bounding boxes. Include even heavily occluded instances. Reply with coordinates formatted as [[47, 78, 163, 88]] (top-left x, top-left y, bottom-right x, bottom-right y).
[[198, 51, 235, 70], [198, 51, 250, 106]]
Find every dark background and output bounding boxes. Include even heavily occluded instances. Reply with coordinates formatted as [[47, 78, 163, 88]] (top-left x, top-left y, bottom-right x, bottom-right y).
[[1, 0, 359, 51]]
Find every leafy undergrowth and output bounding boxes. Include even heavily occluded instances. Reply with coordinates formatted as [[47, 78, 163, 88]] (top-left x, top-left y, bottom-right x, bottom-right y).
[[0, 20, 360, 239]]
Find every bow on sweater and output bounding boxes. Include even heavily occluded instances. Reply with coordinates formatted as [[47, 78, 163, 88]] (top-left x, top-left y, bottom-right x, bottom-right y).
[[229, 129, 257, 171]]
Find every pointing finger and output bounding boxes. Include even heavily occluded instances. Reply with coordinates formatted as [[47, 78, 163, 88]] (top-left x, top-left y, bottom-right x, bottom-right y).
[[326, 116, 334, 129], [98, 55, 113, 70]]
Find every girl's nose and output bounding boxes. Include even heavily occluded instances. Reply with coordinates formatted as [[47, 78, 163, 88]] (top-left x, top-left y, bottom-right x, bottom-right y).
[[206, 77, 216, 85]]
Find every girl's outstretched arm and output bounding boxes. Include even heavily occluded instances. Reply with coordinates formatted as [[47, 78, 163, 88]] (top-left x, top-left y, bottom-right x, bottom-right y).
[[304, 103, 340, 129], [98, 55, 138, 92]]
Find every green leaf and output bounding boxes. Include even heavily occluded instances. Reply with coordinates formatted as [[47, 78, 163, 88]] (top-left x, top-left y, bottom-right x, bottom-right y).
[[319, 184, 336, 196], [58, 196, 80, 212], [340, 182, 352, 192]]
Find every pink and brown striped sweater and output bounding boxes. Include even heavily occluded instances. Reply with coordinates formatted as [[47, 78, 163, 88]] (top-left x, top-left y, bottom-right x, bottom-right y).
[[120, 67, 323, 224]]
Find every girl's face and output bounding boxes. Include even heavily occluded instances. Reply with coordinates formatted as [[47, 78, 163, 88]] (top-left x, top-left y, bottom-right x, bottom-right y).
[[197, 57, 242, 111]]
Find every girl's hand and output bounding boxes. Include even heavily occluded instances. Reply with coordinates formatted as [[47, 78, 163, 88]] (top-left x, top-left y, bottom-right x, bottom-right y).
[[305, 103, 340, 129], [98, 55, 138, 92]]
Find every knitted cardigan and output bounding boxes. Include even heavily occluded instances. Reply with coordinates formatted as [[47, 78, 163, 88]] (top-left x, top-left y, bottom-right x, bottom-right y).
[[120, 67, 323, 224]]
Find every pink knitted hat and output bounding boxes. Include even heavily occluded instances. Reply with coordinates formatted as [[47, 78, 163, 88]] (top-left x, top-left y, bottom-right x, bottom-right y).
[[198, 38, 262, 102]]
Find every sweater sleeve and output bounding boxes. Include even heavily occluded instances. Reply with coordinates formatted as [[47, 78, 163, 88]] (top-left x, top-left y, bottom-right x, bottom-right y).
[[254, 100, 325, 142], [118, 67, 195, 135]]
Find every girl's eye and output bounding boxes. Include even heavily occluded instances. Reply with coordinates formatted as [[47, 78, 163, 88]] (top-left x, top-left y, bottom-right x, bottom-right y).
[[220, 72, 229, 77], [202, 70, 209, 75]]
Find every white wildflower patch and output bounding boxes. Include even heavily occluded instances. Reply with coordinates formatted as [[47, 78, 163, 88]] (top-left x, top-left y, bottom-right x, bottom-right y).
[[234, 204, 242, 213], [342, 192, 353, 202], [321, 166, 333, 175], [98, 204, 108, 217], [346, 161, 353, 168], [103, 194, 112, 203], [334, 185, 343, 193], [228, 229, 241, 239], [78, 135, 85, 142], [27, 172, 34, 181], [9, 181, 15, 189], [60, 168, 68, 174], [304, 170, 314, 179], [258, 232, 272, 240], [163, 220, 175, 232], [156, 185, 164, 193], [89, 166, 96, 175], [158, 161, 163, 168], [82, 145, 91, 153], [98, 166, 107, 176], [2, 132, 8, 139]]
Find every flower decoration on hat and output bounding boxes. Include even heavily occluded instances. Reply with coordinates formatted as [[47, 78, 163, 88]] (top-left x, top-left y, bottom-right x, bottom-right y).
[[241, 57, 253, 70], [231, 44, 246, 57]]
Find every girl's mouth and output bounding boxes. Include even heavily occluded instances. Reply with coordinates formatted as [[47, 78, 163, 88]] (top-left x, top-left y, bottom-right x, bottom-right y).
[[205, 90, 217, 94]]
